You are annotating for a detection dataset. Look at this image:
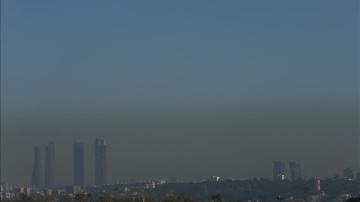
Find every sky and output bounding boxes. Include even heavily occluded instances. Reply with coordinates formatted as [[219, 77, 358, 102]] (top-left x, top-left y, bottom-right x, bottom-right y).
[[1, 0, 359, 185]]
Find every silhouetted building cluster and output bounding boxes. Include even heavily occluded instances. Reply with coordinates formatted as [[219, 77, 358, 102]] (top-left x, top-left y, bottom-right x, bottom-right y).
[[31, 139, 107, 188], [31, 142, 56, 188]]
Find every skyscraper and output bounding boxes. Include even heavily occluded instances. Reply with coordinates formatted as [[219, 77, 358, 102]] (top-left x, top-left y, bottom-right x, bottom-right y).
[[31, 146, 43, 187], [45, 142, 55, 187], [273, 161, 286, 181], [289, 161, 302, 181], [343, 168, 355, 180], [95, 139, 107, 186], [315, 178, 321, 192], [74, 142, 85, 186]]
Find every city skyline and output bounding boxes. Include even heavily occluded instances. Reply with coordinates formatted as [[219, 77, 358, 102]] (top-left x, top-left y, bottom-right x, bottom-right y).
[[24, 138, 357, 187], [1, 0, 358, 186], [30, 139, 106, 187]]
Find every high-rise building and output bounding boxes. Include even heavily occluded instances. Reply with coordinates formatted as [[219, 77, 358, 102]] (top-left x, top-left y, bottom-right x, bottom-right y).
[[31, 146, 43, 187], [343, 168, 354, 180], [315, 178, 321, 192], [73, 142, 85, 186], [356, 171, 360, 180], [45, 142, 55, 187], [289, 161, 302, 181], [95, 139, 107, 186], [273, 161, 286, 181]]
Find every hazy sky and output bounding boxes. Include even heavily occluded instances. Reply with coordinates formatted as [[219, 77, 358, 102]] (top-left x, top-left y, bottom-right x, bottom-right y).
[[1, 0, 359, 185]]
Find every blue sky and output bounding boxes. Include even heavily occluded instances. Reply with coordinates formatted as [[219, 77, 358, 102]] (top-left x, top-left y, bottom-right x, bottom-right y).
[[1, 0, 359, 185]]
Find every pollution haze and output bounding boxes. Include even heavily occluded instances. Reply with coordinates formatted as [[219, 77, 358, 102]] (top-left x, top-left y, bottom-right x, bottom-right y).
[[0, 1, 359, 186]]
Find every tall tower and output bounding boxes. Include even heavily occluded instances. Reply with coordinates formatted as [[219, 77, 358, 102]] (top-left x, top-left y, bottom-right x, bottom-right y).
[[31, 146, 43, 187], [74, 142, 85, 186], [289, 161, 302, 181], [343, 168, 355, 180], [315, 178, 321, 192], [45, 142, 55, 187], [95, 139, 107, 186], [273, 161, 286, 181]]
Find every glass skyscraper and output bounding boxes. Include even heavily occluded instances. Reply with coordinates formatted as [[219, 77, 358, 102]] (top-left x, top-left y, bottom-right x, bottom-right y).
[[289, 161, 302, 181], [31, 146, 43, 187], [273, 161, 286, 181], [45, 142, 55, 187], [95, 138, 107, 186], [74, 142, 85, 186]]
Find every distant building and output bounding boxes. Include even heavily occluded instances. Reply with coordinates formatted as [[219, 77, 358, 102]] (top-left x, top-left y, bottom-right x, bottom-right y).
[[343, 168, 354, 180], [211, 176, 221, 182], [73, 142, 85, 186], [169, 177, 177, 183], [356, 171, 360, 180], [289, 161, 302, 181], [95, 139, 107, 186], [20, 187, 32, 196], [45, 142, 56, 187], [273, 161, 286, 181], [73, 185, 82, 194], [31, 146, 43, 187], [315, 178, 321, 192]]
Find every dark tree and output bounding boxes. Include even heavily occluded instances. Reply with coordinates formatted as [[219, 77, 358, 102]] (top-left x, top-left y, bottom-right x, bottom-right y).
[[19, 193, 33, 201], [75, 193, 87, 202], [211, 193, 224, 202], [60, 194, 72, 202], [344, 198, 360, 202]]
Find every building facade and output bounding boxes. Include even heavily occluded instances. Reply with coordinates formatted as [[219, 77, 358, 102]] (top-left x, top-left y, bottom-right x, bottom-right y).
[[31, 146, 43, 187], [45, 142, 56, 187], [95, 139, 107, 186], [343, 168, 354, 180], [289, 161, 302, 181], [273, 161, 286, 181], [74, 142, 85, 186]]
